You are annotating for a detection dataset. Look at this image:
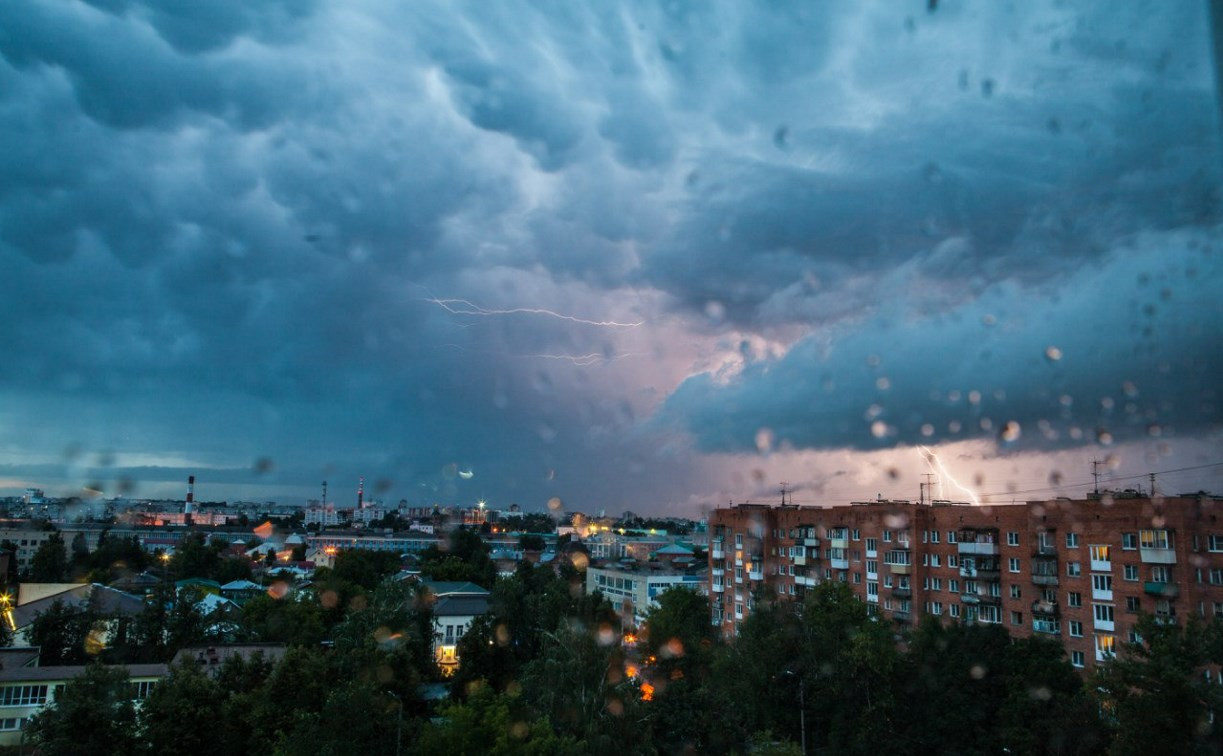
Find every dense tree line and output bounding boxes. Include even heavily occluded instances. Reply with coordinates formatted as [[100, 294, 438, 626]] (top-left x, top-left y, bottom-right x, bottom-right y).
[[16, 528, 1223, 754]]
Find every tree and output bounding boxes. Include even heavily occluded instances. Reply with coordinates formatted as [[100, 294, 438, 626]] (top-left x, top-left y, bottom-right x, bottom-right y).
[[417, 683, 580, 755], [26, 664, 138, 756], [138, 661, 226, 756], [1097, 614, 1223, 755], [31, 532, 69, 582], [29, 600, 98, 665]]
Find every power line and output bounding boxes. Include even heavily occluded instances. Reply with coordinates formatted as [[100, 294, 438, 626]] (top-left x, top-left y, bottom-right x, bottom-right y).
[[975, 461, 1223, 499]]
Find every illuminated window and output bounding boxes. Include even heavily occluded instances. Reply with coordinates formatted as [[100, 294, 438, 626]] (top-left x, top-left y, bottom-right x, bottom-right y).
[[1140, 530, 1171, 550], [1095, 634, 1116, 661]]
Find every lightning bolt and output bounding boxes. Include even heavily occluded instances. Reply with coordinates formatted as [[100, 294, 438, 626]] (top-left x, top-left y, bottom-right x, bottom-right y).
[[426, 298, 644, 328], [918, 445, 981, 505], [530, 351, 646, 366]]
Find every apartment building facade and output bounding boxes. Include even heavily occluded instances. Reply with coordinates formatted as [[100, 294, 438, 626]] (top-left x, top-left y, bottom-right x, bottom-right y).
[[709, 493, 1223, 671]]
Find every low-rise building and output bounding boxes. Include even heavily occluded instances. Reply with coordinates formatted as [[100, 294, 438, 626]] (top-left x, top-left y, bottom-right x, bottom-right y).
[[586, 561, 709, 627]]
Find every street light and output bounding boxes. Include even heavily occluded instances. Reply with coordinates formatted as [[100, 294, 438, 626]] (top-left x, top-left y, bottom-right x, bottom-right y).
[[779, 668, 806, 755]]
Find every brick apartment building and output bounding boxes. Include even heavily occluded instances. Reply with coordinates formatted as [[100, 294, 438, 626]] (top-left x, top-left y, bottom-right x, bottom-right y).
[[709, 492, 1223, 671]]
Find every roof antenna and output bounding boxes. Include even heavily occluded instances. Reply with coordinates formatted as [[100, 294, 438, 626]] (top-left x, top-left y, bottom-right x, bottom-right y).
[[779, 482, 789, 506], [1091, 460, 1102, 495]]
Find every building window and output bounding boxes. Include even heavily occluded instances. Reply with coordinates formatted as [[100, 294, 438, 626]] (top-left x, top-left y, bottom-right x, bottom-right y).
[[853, 572, 862, 584], [1126, 596, 1141, 613], [948, 578, 959, 593], [1092, 574, 1113, 593], [1069, 620, 1083, 637], [948, 554, 959, 568], [1068, 591, 1082, 608], [1210, 568, 1223, 586], [1066, 532, 1080, 548], [1140, 530, 1171, 550], [930, 554, 941, 568], [1011, 611, 1024, 626], [949, 604, 960, 618], [865, 537, 878, 555], [1214, 602, 1223, 620], [1090, 545, 1111, 564], [931, 577, 942, 591], [734, 534, 743, 547], [867, 582, 878, 597], [852, 528, 861, 541], [1095, 634, 1116, 661], [1122, 532, 1138, 550], [930, 601, 943, 615], [1071, 650, 1085, 668], [1009, 584, 1022, 599], [866, 560, 878, 575], [0, 685, 48, 707], [883, 531, 892, 543], [1094, 604, 1115, 624], [1123, 564, 1139, 581], [1007, 532, 1019, 547], [1067, 562, 1081, 577], [1008, 557, 1020, 572], [1151, 566, 1171, 583], [979, 605, 1002, 624], [947, 530, 958, 544]]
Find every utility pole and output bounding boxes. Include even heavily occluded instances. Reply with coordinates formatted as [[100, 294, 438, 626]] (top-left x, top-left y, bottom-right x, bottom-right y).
[[1092, 460, 1102, 495], [1150, 472, 1157, 498]]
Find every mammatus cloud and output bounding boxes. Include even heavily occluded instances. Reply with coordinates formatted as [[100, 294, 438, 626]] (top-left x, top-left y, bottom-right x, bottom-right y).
[[0, 0, 1219, 512]]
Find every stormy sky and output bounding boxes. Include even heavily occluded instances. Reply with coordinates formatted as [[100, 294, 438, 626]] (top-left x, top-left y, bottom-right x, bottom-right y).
[[1, 0, 1220, 516]]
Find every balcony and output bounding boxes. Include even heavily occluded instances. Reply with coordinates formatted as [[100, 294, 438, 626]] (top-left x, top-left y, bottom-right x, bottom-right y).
[[748, 567, 764, 581], [1140, 547, 1177, 565], [1094, 617, 1115, 632], [1143, 581, 1180, 597], [712, 545, 724, 560], [961, 592, 980, 604], [803, 536, 820, 548], [1031, 599, 1059, 616], [830, 557, 850, 570], [712, 582, 724, 593], [958, 540, 1000, 556], [960, 564, 1001, 580], [889, 563, 912, 576], [793, 550, 807, 566], [1032, 543, 1058, 557], [892, 609, 911, 623], [892, 585, 912, 598], [1090, 558, 1112, 573], [1032, 618, 1060, 635], [1031, 572, 1059, 586], [794, 574, 817, 587], [712, 567, 724, 577]]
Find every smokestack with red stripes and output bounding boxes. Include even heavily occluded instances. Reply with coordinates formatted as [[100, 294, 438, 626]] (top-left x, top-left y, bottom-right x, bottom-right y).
[[185, 475, 195, 518], [357, 477, 364, 509]]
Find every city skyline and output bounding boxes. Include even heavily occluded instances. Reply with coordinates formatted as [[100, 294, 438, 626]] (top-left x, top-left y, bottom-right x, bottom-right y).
[[2, 1, 1221, 515]]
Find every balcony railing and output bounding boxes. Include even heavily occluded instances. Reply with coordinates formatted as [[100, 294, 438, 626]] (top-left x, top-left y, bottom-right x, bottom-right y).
[[1143, 581, 1179, 597], [892, 586, 911, 598], [958, 540, 1001, 556], [1033, 543, 1058, 557], [1031, 573, 1059, 586], [1140, 547, 1177, 564], [1032, 619, 1060, 635]]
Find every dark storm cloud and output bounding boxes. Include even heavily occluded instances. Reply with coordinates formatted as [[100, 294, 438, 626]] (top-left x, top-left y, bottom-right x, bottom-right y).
[[0, 0, 1219, 509], [658, 234, 1222, 454]]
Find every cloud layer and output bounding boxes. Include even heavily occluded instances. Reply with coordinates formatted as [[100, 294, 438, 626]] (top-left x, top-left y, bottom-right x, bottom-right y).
[[1, 0, 1220, 511]]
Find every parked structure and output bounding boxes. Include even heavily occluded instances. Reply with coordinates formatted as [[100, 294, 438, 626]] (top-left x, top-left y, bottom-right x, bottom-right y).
[[708, 492, 1223, 670]]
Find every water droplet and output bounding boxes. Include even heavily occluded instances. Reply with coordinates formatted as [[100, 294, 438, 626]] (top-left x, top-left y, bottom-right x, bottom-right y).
[[921, 424, 935, 437], [1044, 345, 1063, 362], [948, 420, 962, 433], [755, 428, 775, 454], [999, 421, 1021, 443], [547, 497, 563, 511], [876, 377, 891, 391], [970, 664, 987, 679], [1096, 428, 1113, 446], [1049, 471, 1063, 486], [968, 391, 982, 405], [871, 421, 889, 438]]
